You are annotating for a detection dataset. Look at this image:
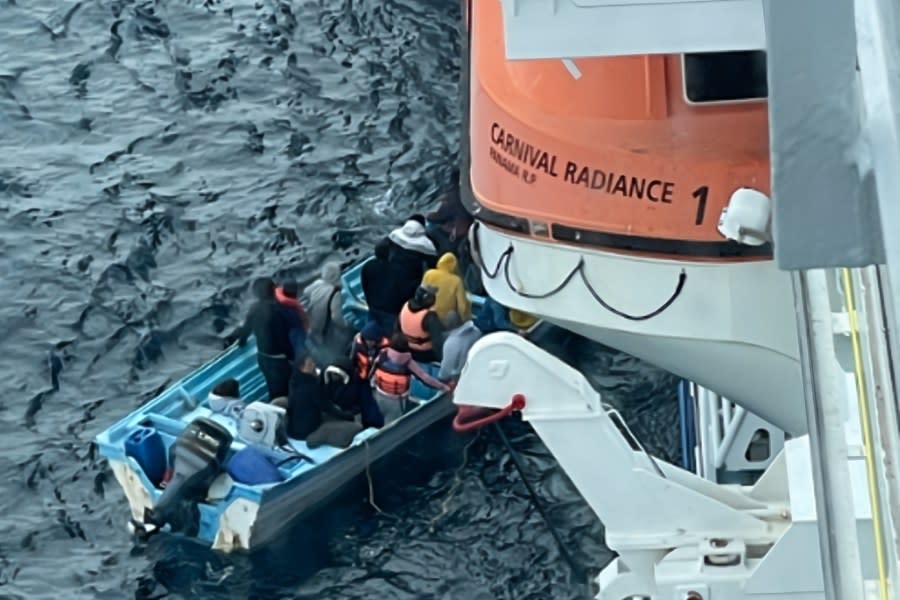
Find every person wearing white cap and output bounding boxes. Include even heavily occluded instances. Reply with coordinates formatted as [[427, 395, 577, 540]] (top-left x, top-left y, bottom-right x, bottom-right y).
[[387, 215, 437, 269]]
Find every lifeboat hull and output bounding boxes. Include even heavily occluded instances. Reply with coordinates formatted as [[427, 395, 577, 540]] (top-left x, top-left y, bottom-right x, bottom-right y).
[[471, 223, 806, 435]]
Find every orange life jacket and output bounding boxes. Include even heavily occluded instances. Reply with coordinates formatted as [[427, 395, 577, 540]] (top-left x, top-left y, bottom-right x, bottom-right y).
[[399, 303, 431, 351], [373, 351, 411, 396], [353, 334, 389, 380]]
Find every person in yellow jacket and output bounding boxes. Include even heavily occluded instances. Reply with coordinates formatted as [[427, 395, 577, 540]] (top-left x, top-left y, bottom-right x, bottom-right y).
[[509, 309, 539, 332], [421, 252, 472, 328]]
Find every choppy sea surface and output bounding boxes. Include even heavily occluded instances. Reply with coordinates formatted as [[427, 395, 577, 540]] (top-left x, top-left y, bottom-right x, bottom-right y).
[[0, 1, 679, 598]]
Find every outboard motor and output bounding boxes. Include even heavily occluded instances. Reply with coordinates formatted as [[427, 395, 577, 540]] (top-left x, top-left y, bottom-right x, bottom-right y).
[[142, 417, 232, 532]]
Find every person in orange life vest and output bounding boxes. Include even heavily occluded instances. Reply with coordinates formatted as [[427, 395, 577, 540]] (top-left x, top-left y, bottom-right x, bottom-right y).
[[421, 252, 471, 329], [347, 321, 389, 428], [372, 332, 451, 423], [351, 321, 390, 380], [398, 284, 446, 363], [275, 282, 309, 352]]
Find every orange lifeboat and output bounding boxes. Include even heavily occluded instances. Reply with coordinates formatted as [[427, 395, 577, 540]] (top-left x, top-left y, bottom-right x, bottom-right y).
[[462, 0, 772, 260], [459, 0, 808, 435]]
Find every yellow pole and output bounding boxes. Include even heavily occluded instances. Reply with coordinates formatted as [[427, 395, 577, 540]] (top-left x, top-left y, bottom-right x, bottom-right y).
[[841, 267, 890, 600]]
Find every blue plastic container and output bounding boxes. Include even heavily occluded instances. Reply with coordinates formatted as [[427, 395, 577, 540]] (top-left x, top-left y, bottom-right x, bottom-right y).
[[124, 426, 167, 486]]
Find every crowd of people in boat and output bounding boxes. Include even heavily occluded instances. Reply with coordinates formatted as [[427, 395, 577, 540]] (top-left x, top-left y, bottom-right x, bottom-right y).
[[215, 188, 537, 449]]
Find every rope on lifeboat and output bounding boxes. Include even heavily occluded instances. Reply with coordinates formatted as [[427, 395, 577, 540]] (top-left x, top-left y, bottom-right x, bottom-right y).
[[453, 393, 526, 433], [470, 221, 687, 321]]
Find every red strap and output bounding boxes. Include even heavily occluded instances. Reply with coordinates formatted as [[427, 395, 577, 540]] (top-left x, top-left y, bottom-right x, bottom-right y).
[[452, 394, 526, 433]]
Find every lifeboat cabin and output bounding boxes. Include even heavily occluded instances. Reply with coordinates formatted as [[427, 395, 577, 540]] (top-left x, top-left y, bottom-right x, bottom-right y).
[[461, 0, 805, 434]]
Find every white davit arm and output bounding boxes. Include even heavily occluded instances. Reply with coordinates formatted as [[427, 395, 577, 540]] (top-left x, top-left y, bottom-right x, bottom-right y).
[[454, 332, 789, 599]]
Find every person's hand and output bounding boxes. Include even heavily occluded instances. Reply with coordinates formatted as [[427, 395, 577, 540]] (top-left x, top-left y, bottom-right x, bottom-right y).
[[223, 334, 246, 348]]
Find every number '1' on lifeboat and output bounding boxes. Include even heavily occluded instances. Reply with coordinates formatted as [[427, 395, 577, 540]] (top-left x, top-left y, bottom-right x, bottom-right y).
[[461, 0, 807, 435]]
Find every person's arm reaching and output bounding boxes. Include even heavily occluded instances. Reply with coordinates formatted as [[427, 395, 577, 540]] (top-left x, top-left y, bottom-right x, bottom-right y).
[[405, 355, 451, 392], [235, 303, 257, 346]]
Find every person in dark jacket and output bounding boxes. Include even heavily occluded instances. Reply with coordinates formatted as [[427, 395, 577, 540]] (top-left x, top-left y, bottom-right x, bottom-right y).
[[426, 189, 473, 257], [234, 277, 298, 400], [425, 187, 484, 295], [347, 322, 387, 428], [318, 356, 380, 429], [361, 239, 411, 334], [285, 351, 362, 447], [307, 359, 365, 448], [285, 351, 323, 440]]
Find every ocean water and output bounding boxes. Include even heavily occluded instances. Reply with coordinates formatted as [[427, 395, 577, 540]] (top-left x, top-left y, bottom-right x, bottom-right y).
[[0, 1, 680, 598]]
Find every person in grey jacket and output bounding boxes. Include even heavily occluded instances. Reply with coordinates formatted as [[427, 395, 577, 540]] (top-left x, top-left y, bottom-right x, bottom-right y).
[[302, 262, 352, 365], [437, 301, 509, 383]]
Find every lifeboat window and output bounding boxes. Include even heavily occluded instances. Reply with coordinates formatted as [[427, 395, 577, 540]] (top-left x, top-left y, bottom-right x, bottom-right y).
[[683, 51, 768, 104]]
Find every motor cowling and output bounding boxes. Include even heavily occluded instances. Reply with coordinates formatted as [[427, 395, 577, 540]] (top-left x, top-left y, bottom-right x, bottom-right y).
[[143, 417, 233, 531]]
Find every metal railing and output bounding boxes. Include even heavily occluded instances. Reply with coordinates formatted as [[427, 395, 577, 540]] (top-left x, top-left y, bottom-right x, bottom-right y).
[[694, 385, 744, 480], [839, 267, 900, 599], [681, 381, 784, 483]]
